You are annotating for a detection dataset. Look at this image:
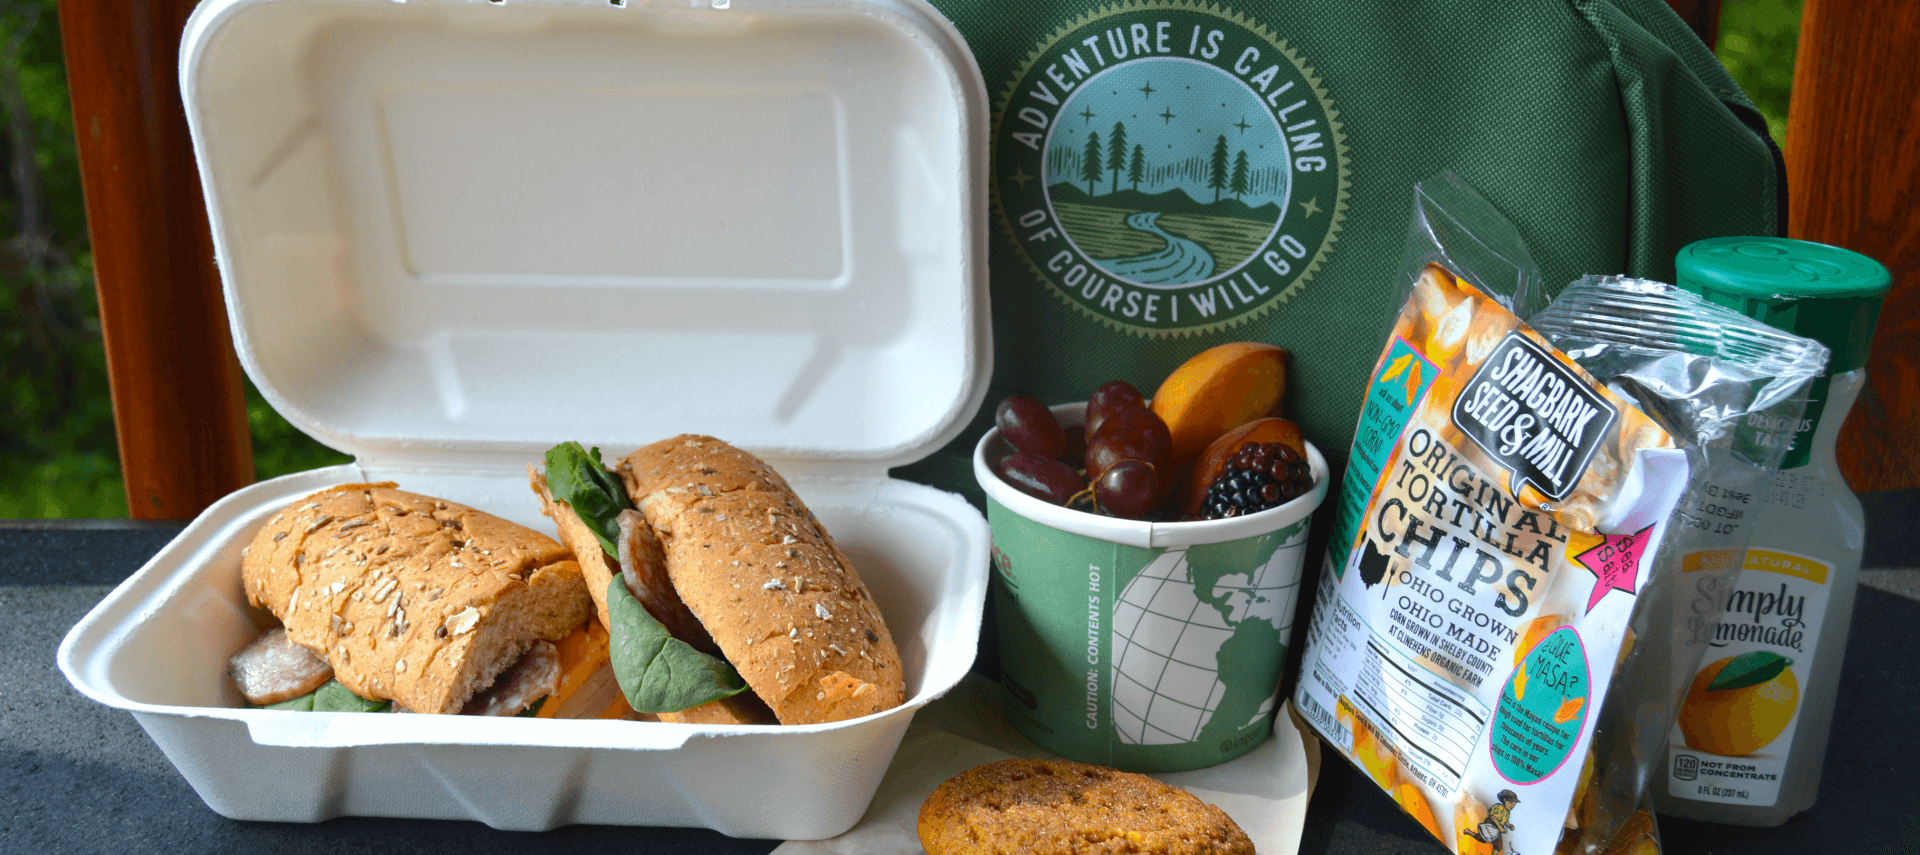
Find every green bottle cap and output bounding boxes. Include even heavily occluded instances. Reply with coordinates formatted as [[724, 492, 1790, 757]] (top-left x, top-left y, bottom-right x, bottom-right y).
[[1674, 236, 1890, 373]]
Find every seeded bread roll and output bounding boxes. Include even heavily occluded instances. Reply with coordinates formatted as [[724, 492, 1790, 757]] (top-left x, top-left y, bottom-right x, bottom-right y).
[[529, 470, 629, 638], [617, 435, 906, 725], [531, 468, 771, 724], [240, 483, 592, 715]]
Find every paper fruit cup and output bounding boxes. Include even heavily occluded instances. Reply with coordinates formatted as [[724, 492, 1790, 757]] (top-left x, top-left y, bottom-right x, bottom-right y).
[[974, 403, 1329, 772]]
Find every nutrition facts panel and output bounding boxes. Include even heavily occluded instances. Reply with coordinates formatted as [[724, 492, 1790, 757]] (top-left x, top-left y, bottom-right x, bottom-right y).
[[1301, 583, 1490, 792], [1351, 638, 1489, 791]]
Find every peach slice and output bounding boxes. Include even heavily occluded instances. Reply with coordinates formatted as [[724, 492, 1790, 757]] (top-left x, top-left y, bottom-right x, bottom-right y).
[[1149, 342, 1288, 467], [1177, 417, 1305, 518]]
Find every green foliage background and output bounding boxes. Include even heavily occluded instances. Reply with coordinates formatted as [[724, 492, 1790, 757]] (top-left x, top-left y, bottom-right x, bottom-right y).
[[1, 0, 347, 518], [0, 0, 1802, 518], [1715, 0, 1803, 145]]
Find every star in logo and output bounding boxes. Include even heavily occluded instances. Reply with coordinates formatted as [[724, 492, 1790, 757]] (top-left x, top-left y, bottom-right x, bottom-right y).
[[1078, 105, 1097, 125], [1159, 106, 1176, 125], [1233, 117, 1251, 134], [1138, 80, 1155, 99], [1298, 197, 1323, 218], [1005, 167, 1034, 191]]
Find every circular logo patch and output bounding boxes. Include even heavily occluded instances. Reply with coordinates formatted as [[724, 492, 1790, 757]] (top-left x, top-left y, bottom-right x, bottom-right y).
[[995, 2, 1348, 335]]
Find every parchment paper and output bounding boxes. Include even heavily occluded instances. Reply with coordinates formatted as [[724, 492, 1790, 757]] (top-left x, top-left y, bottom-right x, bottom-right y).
[[774, 674, 1319, 855]]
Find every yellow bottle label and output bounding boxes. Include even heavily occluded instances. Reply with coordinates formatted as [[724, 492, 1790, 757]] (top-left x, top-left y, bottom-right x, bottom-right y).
[[1664, 548, 1830, 807], [1741, 548, 1828, 585]]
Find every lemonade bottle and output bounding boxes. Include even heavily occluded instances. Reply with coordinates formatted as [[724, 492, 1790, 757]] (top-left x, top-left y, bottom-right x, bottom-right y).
[[1654, 236, 1890, 825]]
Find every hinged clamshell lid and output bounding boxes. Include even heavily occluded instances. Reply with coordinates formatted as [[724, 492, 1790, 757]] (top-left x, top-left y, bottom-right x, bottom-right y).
[[182, 0, 989, 476]]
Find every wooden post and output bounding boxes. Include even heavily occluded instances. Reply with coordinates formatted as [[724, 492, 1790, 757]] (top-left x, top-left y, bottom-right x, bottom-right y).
[[57, 1, 253, 519], [1785, 0, 1920, 492]]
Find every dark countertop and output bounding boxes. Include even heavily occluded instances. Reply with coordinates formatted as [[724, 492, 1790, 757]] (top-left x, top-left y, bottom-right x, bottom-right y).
[[6, 488, 1918, 854]]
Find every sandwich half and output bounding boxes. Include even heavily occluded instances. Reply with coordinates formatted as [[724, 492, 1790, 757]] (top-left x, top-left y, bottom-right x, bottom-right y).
[[239, 483, 593, 715], [534, 436, 905, 725]]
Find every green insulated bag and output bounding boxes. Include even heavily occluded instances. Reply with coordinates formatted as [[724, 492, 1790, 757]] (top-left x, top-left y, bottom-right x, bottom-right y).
[[903, 0, 1781, 497]]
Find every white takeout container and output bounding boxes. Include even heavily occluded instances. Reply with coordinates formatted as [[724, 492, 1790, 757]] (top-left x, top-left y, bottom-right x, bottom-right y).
[[59, 0, 990, 839]]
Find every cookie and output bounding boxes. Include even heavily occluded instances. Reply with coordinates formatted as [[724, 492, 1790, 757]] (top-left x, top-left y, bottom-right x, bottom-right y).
[[917, 758, 1255, 855]]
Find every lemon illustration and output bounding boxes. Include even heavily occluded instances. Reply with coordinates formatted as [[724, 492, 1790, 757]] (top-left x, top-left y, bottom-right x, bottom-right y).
[[1678, 652, 1799, 757]]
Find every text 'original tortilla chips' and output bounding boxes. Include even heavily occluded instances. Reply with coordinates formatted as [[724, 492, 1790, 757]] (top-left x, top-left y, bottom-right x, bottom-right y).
[[1294, 263, 1688, 855]]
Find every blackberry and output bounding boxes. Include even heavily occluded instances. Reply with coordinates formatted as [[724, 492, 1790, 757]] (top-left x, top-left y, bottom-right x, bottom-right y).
[[1195, 442, 1313, 520]]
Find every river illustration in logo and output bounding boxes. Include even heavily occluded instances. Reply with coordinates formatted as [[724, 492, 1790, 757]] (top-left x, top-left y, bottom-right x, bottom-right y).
[[996, 4, 1347, 334]]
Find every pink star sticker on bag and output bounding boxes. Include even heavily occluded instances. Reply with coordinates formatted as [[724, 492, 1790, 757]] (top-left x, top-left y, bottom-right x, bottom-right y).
[[1573, 523, 1655, 613]]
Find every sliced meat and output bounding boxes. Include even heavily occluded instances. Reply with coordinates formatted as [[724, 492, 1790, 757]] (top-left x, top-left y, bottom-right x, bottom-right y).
[[229, 626, 333, 704], [461, 640, 561, 716], [615, 509, 718, 654]]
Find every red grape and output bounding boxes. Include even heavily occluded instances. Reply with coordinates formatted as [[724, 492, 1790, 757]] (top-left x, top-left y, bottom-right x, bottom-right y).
[[1085, 380, 1146, 441], [1095, 459, 1158, 519], [995, 395, 1066, 458], [1060, 425, 1088, 472], [1085, 406, 1173, 479], [997, 450, 1086, 506]]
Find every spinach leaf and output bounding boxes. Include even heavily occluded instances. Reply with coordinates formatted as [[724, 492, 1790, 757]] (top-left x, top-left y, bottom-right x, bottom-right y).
[[544, 442, 634, 556], [262, 693, 314, 712], [259, 679, 389, 713], [605, 578, 748, 713], [313, 679, 391, 713]]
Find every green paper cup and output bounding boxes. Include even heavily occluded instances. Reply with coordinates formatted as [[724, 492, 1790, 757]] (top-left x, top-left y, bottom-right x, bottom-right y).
[[975, 404, 1329, 772]]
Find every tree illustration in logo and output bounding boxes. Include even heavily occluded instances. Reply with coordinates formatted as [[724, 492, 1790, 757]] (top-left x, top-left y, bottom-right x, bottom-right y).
[[1081, 131, 1103, 194], [1108, 121, 1129, 195], [1208, 135, 1229, 203]]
